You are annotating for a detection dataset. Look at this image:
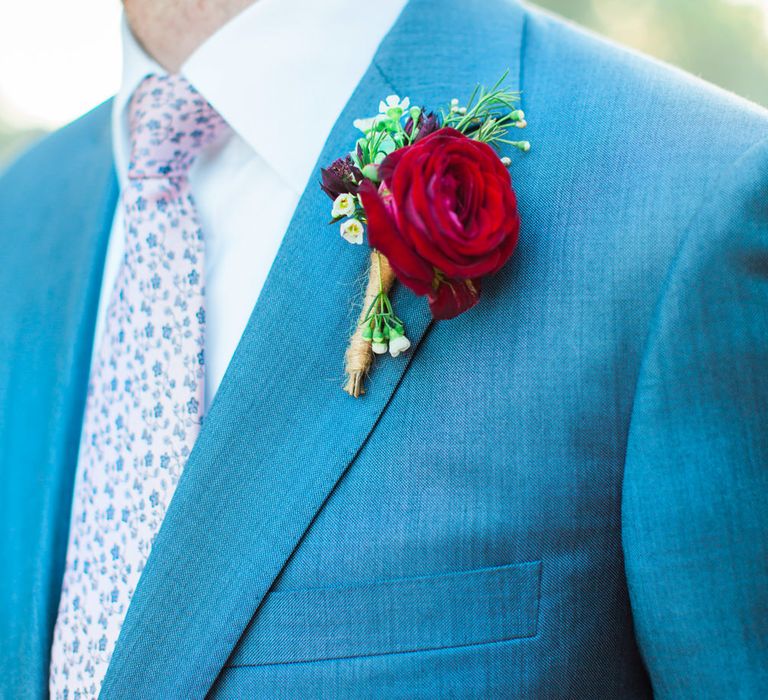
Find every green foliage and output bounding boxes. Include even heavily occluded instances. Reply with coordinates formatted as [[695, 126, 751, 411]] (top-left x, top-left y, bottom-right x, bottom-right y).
[[441, 72, 530, 152]]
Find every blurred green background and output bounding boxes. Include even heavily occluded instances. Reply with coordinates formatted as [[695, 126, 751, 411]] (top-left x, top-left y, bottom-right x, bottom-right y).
[[535, 0, 768, 106], [0, 0, 766, 168]]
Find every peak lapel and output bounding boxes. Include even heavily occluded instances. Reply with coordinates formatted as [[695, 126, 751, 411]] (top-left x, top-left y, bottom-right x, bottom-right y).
[[374, 0, 525, 109], [101, 2, 525, 697]]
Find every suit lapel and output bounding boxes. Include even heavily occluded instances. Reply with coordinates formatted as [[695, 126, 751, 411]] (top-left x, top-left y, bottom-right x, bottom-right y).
[[0, 103, 117, 698], [101, 1, 525, 697]]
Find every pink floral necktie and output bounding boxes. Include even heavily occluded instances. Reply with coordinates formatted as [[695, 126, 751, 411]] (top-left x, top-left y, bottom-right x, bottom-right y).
[[49, 74, 227, 699]]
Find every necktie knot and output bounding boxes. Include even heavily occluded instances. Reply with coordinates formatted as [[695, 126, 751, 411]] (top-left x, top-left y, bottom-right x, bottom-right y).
[[127, 74, 227, 180]]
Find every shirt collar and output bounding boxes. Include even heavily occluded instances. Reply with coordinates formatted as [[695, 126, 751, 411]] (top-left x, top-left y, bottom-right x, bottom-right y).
[[112, 17, 164, 183], [113, 0, 409, 192]]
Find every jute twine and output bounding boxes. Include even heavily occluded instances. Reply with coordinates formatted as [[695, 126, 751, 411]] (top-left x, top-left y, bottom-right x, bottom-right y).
[[343, 250, 396, 398]]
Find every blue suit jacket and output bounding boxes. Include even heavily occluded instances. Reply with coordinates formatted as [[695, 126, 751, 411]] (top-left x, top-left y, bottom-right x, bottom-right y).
[[1, 1, 767, 697]]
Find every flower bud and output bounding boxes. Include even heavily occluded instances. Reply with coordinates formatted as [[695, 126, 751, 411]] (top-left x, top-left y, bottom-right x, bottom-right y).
[[362, 163, 380, 182], [389, 334, 411, 357]]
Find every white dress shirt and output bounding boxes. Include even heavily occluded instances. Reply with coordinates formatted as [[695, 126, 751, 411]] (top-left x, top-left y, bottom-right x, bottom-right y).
[[98, 0, 408, 408]]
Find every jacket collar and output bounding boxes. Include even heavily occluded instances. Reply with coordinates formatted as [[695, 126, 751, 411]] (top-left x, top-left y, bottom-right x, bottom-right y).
[[101, 0, 526, 696]]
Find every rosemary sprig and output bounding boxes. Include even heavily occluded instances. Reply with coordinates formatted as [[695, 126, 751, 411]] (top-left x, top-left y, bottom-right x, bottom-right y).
[[441, 70, 530, 152]]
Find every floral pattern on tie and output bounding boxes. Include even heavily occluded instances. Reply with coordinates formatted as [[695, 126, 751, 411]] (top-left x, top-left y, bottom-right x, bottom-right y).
[[49, 74, 227, 699]]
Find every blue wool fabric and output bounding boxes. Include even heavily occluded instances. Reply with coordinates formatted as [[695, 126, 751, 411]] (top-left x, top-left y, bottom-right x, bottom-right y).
[[1, 0, 767, 697]]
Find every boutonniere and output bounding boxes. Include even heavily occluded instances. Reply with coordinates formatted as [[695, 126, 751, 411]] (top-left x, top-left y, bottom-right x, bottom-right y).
[[320, 72, 530, 397]]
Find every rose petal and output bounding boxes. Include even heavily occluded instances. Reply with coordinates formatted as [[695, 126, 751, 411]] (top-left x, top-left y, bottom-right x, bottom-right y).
[[359, 180, 434, 295], [427, 277, 482, 320]]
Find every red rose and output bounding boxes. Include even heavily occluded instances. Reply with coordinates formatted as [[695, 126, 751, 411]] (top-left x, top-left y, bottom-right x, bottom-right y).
[[359, 127, 520, 320]]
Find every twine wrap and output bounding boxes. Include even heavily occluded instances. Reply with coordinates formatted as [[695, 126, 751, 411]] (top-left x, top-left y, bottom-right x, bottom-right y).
[[343, 251, 397, 397]]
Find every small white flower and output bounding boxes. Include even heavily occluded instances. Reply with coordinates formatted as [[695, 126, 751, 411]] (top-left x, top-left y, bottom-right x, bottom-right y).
[[340, 218, 364, 245], [500, 156, 512, 167], [389, 334, 411, 357], [372, 341, 389, 355], [450, 98, 460, 107], [379, 95, 411, 118], [332, 193, 356, 219]]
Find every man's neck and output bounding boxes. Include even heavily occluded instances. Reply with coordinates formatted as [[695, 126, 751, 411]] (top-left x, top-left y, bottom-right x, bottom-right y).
[[123, 0, 257, 72]]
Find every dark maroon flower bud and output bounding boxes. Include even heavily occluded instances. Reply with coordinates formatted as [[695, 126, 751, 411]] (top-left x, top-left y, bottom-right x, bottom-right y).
[[404, 109, 440, 143], [320, 155, 364, 201]]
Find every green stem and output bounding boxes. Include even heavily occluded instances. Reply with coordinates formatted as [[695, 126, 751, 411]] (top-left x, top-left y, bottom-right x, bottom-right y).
[[376, 250, 384, 294]]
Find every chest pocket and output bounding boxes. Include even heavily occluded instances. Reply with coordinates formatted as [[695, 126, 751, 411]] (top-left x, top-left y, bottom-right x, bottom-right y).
[[227, 560, 543, 666]]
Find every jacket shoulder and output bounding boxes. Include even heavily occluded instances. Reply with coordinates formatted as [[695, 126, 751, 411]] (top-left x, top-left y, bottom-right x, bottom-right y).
[[520, 4, 768, 155], [0, 100, 115, 332], [0, 100, 113, 214]]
